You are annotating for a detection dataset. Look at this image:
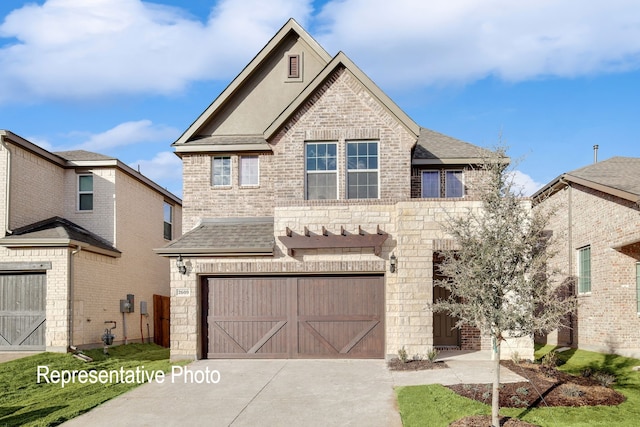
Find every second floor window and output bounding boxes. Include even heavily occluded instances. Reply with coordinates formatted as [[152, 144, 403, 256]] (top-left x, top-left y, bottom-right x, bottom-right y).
[[163, 202, 173, 240], [347, 141, 378, 199], [421, 171, 440, 198], [239, 156, 259, 186], [212, 156, 231, 186], [578, 246, 591, 294], [421, 170, 464, 198], [78, 174, 93, 211], [306, 142, 337, 200], [445, 170, 464, 197]]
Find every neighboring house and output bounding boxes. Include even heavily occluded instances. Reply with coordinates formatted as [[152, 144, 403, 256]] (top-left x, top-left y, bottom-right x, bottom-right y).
[[157, 19, 532, 361], [533, 157, 640, 358], [0, 130, 182, 352]]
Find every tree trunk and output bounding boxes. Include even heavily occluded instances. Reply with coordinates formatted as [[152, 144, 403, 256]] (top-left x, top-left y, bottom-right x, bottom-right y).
[[492, 335, 501, 427]]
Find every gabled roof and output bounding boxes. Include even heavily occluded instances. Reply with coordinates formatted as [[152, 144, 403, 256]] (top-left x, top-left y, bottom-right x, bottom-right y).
[[155, 217, 274, 256], [0, 130, 181, 205], [413, 128, 499, 164], [264, 51, 420, 140], [533, 157, 640, 203], [0, 216, 121, 257], [173, 18, 332, 148]]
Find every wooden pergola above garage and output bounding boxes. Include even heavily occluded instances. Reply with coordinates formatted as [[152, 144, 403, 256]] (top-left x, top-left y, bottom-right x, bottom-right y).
[[278, 225, 389, 256]]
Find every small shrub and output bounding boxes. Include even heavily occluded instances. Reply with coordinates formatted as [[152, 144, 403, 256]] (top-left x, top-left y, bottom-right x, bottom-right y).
[[516, 387, 529, 396], [481, 391, 491, 402], [412, 353, 423, 361], [398, 346, 409, 363], [510, 395, 529, 406], [581, 368, 592, 377], [561, 384, 585, 398], [426, 348, 439, 363], [593, 371, 617, 387], [540, 351, 558, 376]]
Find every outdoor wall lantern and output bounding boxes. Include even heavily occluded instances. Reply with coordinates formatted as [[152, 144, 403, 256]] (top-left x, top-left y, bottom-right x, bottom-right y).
[[176, 255, 187, 275], [390, 253, 397, 273]]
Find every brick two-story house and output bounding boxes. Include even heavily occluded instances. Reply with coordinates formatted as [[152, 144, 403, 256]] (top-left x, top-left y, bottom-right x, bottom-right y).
[[158, 19, 533, 361], [0, 130, 181, 352], [533, 157, 640, 358]]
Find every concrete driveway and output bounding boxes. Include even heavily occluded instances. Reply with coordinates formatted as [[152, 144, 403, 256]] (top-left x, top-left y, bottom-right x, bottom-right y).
[[62, 359, 402, 427]]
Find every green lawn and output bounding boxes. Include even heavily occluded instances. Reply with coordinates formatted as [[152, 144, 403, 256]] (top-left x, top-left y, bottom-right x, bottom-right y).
[[0, 343, 187, 427], [396, 345, 640, 427]]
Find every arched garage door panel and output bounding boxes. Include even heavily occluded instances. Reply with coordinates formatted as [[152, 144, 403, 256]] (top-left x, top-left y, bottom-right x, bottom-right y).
[[205, 276, 384, 358]]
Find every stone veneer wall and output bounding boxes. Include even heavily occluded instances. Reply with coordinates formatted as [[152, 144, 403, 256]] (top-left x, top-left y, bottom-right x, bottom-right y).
[[170, 200, 533, 361], [537, 183, 640, 358]]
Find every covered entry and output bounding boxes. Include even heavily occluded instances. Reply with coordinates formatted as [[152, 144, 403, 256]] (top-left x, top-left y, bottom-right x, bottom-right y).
[[203, 275, 384, 358], [0, 273, 46, 350]]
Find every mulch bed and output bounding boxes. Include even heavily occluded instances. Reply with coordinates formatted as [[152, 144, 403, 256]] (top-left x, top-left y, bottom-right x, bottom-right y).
[[447, 360, 626, 408], [390, 358, 627, 426], [387, 358, 448, 371], [449, 415, 539, 426]]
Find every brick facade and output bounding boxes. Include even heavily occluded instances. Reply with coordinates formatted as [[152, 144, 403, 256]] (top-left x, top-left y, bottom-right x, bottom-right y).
[[169, 66, 532, 361], [0, 137, 182, 351], [536, 183, 640, 358]]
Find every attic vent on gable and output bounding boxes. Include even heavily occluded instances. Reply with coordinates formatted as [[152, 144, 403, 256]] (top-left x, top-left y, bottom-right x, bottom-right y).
[[288, 54, 300, 79]]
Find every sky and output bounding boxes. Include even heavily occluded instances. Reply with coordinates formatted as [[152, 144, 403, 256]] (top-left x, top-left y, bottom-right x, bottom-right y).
[[1, 0, 640, 198]]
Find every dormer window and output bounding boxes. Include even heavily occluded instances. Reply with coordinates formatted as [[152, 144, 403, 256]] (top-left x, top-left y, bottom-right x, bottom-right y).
[[288, 54, 300, 78]]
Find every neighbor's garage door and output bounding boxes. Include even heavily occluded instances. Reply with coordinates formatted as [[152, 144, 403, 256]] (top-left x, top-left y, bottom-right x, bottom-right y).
[[204, 276, 384, 358], [0, 273, 46, 350]]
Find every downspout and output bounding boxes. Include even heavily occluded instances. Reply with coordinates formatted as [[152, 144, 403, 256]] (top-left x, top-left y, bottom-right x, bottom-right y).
[[68, 245, 82, 350], [0, 134, 12, 236], [559, 177, 573, 345]]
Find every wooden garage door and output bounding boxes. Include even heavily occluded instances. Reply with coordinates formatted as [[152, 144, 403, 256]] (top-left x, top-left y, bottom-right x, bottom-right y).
[[205, 276, 384, 358], [0, 273, 46, 350]]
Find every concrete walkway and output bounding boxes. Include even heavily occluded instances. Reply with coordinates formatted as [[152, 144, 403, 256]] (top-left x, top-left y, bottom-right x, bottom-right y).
[[61, 354, 526, 427]]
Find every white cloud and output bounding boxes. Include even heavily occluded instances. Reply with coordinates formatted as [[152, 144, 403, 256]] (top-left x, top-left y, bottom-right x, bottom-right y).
[[130, 151, 182, 196], [3, 0, 640, 102], [509, 170, 544, 197], [73, 120, 179, 151], [315, 0, 640, 88], [0, 0, 312, 102]]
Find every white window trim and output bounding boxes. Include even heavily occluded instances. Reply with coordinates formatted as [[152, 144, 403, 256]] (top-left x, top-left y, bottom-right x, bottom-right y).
[[77, 174, 93, 212], [212, 156, 232, 188], [444, 169, 465, 198], [346, 140, 380, 199], [163, 202, 173, 241], [305, 141, 339, 200], [239, 155, 260, 187], [577, 245, 592, 295]]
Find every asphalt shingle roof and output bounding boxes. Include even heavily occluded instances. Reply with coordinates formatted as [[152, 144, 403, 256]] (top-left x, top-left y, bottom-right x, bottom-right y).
[[2, 216, 120, 254], [160, 217, 274, 254], [413, 128, 495, 161], [566, 157, 640, 197], [54, 150, 116, 161]]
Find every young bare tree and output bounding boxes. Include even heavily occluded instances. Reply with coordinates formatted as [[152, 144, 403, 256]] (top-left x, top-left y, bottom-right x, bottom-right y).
[[433, 148, 576, 427]]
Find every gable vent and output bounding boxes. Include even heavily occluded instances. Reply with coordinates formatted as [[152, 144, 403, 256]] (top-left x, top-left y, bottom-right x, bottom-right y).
[[288, 54, 300, 78]]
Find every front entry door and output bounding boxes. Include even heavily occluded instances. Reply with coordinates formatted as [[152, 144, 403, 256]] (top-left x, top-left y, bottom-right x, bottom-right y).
[[433, 285, 460, 348]]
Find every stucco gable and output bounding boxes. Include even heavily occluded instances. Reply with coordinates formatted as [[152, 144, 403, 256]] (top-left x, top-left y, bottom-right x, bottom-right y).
[[173, 19, 332, 151]]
